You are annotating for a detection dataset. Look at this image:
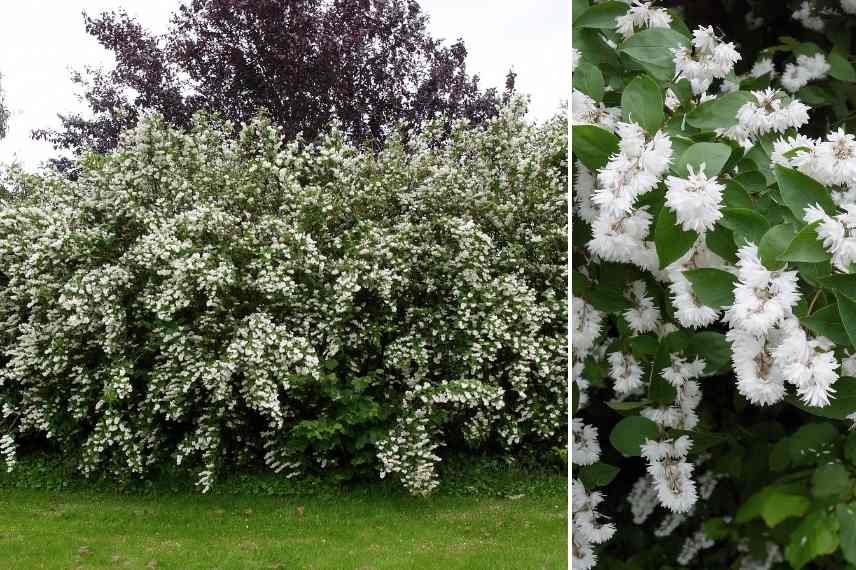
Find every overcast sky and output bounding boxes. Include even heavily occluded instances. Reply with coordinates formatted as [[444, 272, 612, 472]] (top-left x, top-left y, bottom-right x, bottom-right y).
[[0, 0, 567, 169]]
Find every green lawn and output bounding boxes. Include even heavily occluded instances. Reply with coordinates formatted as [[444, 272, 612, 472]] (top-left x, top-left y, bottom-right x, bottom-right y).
[[0, 488, 567, 569]]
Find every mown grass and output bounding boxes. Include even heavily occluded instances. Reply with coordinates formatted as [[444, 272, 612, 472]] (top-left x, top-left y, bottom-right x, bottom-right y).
[[0, 456, 568, 569]]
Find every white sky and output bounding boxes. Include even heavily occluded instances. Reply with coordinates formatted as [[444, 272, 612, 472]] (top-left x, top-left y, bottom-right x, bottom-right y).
[[0, 0, 568, 169]]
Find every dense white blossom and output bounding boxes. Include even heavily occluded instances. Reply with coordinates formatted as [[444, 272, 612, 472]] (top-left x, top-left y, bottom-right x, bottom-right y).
[[624, 280, 661, 334], [781, 53, 830, 92], [805, 203, 856, 271], [641, 436, 698, 513], [673, 26, 741, 95], [736, 89, 810, 139], [615, 0, 672, 39], [573, 90, 621, 131], [750, 58, 776, 78], [572, 479, 616, 569], [608, 352, 645, 395], [665, 164, 725, 232], [792, 1, 825, 31], [572, 418, 602, 466], [844, 0, 856, 15]]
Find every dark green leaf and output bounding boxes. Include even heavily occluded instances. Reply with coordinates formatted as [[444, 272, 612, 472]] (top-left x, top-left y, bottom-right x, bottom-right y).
[[686, 91, 754, 130], [683, 268, 736, 309], [812, 463, 851, 498], [572, 125, 620, 171], [609, 415, 659, 457], [779, 221, 830, 263], [654, 206, 698, 269], [786, 510, 839, 570], [720, 208, 770, 245], [821, 274, 856, 299], [622, 75, 664, 134], [761, 492, 810, 527], [829, 49, 856, 82], [789, 382, 856, 420], [759, 223, 796, 269], [838, 292, 856, 349], [672, 142, 732, 178], [574, 1, 628, 28], [774, 165, 835, 220], [578, 462, 620, 488], [705, 224, 738, 263], [801, 304, 850, 347], [605, 399, 651, 411], [723, 180, 754, 209], [620, 28, 690, 82], [686, 331, 731, 375], [837, 503, 856, 565], [573, 62, 605, 101]]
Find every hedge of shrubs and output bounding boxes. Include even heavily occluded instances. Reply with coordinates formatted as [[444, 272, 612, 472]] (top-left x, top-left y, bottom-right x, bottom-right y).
[[0, 99, 567, 496]]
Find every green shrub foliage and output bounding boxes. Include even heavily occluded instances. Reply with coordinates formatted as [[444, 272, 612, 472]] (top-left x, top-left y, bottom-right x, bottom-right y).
[[0, 100, 567, 496]]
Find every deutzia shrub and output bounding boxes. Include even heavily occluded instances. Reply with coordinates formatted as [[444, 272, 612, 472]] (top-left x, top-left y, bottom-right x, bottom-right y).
[[574, 1, 856, 568], [0, 99, 567, 495]]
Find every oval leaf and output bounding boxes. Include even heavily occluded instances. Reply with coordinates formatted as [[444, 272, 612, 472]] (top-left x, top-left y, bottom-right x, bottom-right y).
[[779, 221, 830, 263], [683, 268, 736, 309], [622, 75, 664, 134], [774, 165, 835, 221], [572, 124, 620, 172], [686, 91, 754, 130], [655, 206, 698, 269], [609, 416, 659, 457], [672, 142, 732, 178]]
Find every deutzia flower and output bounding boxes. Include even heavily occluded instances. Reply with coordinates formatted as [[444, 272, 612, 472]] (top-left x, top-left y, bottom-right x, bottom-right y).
[[772, 318, 840, 407], [781, 53, 830, 92], [664, 163, 725, 232], [724, 244, 800, 336], [571, 48, 581, 73], [588, 207, 654, 264], [572, 418, 601, 465], [641, 436, 698, 513], [792, 1, 825, 32], [624, 280, 661, 333], [728, 327, 788, 405], [574, 161, 599, 223], [750, 58, 776, 78], [572, 297, 605, 359], [673, 26, 741, 95], [844, 0, 856, 15], [572, 479, 616, 569], [661, 354, 706, 387], [735, 89, 810, 139], [594, 123, 673, 216], [615, 0, 672, 39], [608, 351, 645, 395], [804, 203, 856, 272], [573, 90, 621, 131]]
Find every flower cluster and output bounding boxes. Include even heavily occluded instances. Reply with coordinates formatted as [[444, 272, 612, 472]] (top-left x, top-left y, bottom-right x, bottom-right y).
[[672, 26, 741, 95]]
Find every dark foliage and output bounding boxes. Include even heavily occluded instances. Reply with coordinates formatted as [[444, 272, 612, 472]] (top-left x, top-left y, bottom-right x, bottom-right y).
[[34, 0, 514, 161]]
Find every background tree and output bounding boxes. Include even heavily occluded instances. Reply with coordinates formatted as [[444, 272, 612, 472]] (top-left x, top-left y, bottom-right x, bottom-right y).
[[35, 0, 514, 162], [0, 72, 9, 140]]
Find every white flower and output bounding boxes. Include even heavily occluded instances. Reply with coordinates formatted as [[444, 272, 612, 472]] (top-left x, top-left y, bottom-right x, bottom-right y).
[[572, 418, 602, 465], [728, 327, 788, 405], [673, 27, 741, 95], [571, 48, 582, 73], [781, 53, 830, 92], [573, 90, 621, 131], [615, 1, 672, 39], [661, 354, 706, 387], [772, 319, 840, 407], [573, 297, 604, 359], [574, 161, 599, 223], [665, 163, 725, 232], [588, 207, 654, 263], [624, 280, 661, 333], [572, 479, 616, 569], [844, 0, 856, 15], [736, 89, 810, 139], [750, 58, 776, 78], [641, 437, 698, 513], [665, 88, 681, 111], [792, 1, 825, 32], [724, 244, 800, 336], [609, 352, 645, 395], [804, 203, 856, 272]]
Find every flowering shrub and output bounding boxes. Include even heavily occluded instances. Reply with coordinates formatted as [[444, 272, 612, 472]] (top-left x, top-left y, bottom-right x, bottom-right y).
[[574, 2, 856, 568], [0, 99, 567, 496]]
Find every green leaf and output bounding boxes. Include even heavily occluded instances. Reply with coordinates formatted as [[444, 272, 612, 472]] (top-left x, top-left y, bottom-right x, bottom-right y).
[[761, 492, 811, 527], [671, 142, 732, 178], [686, 331, 731, 375], [705, 224, 738, 263], [838, 292, 856, 349], [846, 431, 856, 466], [620, 28, 690, 82], [779, 221, 830, 263], [812, 463, 851, 498], [786, 510, 840, 570], [572, 125, 620, 171], [572, 380, 580, 413], [759, 223, 796, 269], [801, 304, 850, 347], [574, 0, 628, 29], [686, 91, 754, 130], [622, 75, 664, 134], [629, 334, 659, 356], [654, 206, 698, 269], [822, 274, 856, 299], [774, 165, 835, 221], [838, 503, 856, 565], [605, 399, 651, 412], [573, 62, 605, 101], [829, 49, 856, 82], [578, 462, 620, 488], [589, 286, 632, 312], [719, 208, 770, 245], [723, 180, 754, 209], [609, 416, 659, 457], [571, 0, 590, 24], [683, 268, 736, 309]]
